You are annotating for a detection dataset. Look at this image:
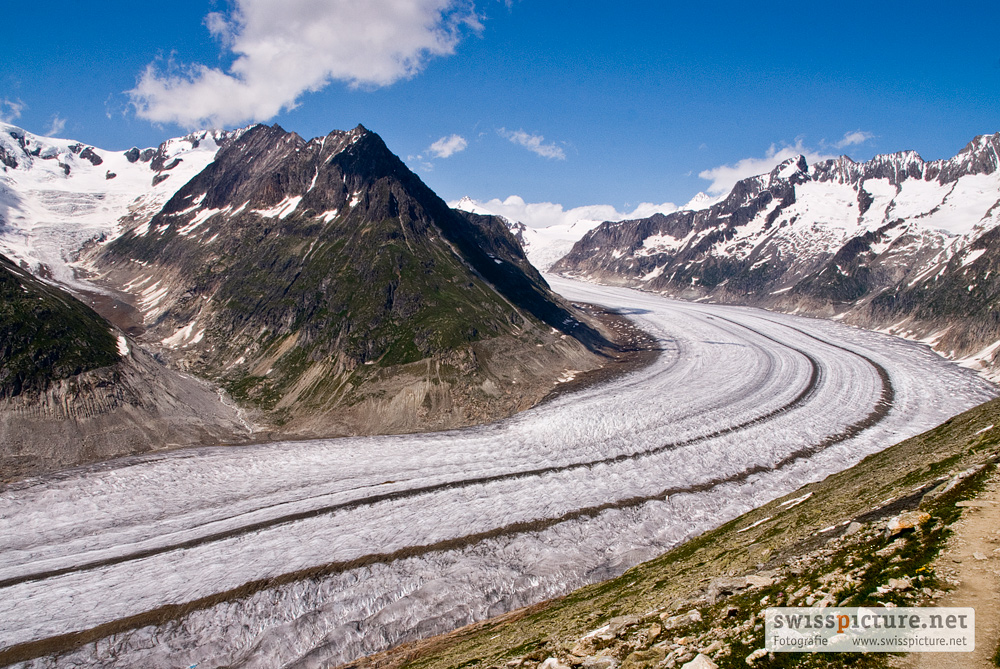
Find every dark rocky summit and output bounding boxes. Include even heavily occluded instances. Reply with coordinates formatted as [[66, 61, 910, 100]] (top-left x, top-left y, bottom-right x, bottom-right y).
[[85, 124, 611, 438]]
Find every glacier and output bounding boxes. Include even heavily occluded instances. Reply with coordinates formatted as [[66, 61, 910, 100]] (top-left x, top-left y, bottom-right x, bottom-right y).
[[0, 122, 231, 290], [0, 277, 995, 668]]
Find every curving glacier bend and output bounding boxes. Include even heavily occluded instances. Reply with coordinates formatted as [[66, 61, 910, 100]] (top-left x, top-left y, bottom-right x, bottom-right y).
[[0, 277, 996, 668]]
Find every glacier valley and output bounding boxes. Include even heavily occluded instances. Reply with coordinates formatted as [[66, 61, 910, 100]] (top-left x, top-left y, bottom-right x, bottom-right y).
[[0, 277, 995, 668]]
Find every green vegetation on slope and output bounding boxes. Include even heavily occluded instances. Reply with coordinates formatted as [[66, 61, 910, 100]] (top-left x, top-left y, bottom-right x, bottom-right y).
[[0, 254, 118, 398]]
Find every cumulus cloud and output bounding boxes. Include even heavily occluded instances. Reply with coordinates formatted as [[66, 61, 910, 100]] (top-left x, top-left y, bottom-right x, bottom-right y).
[[0, 99, 25, 123], [45, 114, 67, 137], [453, 195, 677, 229], [833, 130, 875, 149], [428, 134, 468, 158], [499, 128, 566, 160], [129, 0, 481, 128], [698, 139, 837, 195]]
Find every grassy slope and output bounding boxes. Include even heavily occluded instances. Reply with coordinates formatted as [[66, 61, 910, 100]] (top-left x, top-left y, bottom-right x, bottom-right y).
[[359, 396, 1000, 669], [0, 254, 118, 398]]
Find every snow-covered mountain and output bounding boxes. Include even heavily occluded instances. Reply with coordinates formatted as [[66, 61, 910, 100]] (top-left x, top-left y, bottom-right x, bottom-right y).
[[451, 196, 603, 271], [554, 133, 1000, 375], [0, 122, 243, 286], [452, 194, 721, 272], [679, 190, 723, 211]]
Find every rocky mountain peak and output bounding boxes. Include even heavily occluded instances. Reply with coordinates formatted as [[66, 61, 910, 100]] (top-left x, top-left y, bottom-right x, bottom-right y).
[[810, 154, 858, 185], [940, 131, 1000, 179], [806, 135, 999, 189], [92, 123, 608, 434], [767, 154, 809, 185], [860, 149, 926, 184], [0, 123, 94, 172], [957, 132, 1000, 160]]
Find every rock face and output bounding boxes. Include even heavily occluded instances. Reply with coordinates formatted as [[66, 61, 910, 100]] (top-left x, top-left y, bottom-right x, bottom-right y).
[[0, 254, 246, 480], [554, 133, 1000, 374], [84, 124, 609, 436]]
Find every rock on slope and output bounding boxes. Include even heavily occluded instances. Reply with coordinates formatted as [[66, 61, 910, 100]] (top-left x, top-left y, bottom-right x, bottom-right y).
[[80, 124, 610, 437], [0, 253, 246, 481], [555, 133, 1000, 375]]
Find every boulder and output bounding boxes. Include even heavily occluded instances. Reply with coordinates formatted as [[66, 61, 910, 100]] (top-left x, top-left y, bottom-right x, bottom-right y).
[[707, 577, 748, 602], [745, 574, 774, 588], [682, 654, 718, 669], [886, 511, 930, 535], [540, 658, 571, 669], [622, 648, 666, 668]]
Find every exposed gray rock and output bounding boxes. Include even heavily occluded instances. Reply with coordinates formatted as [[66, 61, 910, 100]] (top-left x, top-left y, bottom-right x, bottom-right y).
[[79, 146, 103, 166], [706, 576, 748, 603], [887, 510, 930, 535], [681, 654, 718, 669], [540, 658, 570, 669], [0, 344, 248, 481], [745, 574, 774, 588]]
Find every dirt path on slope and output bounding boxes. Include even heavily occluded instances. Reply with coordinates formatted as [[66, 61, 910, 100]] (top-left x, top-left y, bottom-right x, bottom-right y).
[[908, 467, 1000, 668]]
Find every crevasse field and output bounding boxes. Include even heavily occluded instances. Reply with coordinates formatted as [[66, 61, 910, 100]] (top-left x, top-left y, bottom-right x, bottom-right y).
[[1, 277, 995, 668]]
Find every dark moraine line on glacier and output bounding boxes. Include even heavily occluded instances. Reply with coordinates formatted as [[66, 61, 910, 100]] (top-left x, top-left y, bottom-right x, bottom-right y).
[[0, 317, 820, 592], [0, 325, 893, 667]]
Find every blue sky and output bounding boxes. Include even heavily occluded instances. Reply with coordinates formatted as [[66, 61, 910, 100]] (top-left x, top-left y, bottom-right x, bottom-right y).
[[2, 1, 998, 223]]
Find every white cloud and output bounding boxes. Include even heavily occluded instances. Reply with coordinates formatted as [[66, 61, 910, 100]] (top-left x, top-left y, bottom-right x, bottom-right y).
[[129, 0, 481, 128], [407, 153, 435, 171], [452, 195, 677, 229], [0, 99, 25, 123], [499, 128, 566, 160], [45, 114, 67, 137], [698, 139, 837, 196], [428, 134, 467, 158], [833, 130, 875, 149]]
